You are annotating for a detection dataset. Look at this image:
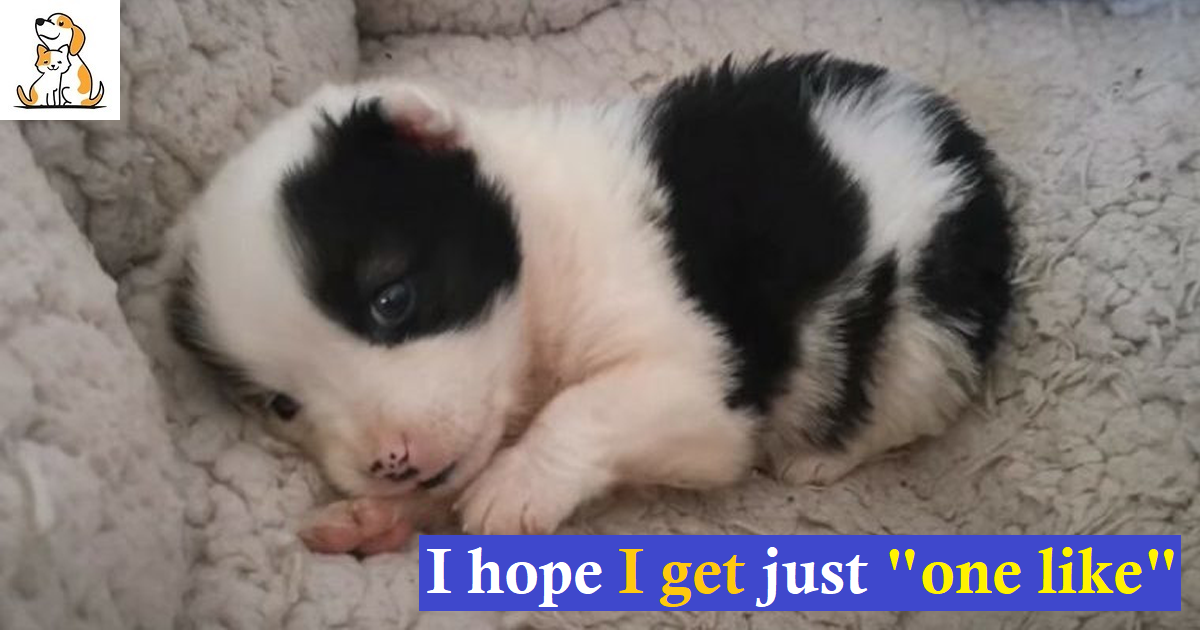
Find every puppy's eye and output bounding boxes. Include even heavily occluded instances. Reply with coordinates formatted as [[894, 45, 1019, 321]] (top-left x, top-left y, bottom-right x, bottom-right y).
[[266, 393, 301, 421], [370, 280, 416, 328]]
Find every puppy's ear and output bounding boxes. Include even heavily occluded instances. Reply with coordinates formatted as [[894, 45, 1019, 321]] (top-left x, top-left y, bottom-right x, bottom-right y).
[[379, 85, 460, 151], [69, 21, 85, 55], [37, 44, 48, 56]]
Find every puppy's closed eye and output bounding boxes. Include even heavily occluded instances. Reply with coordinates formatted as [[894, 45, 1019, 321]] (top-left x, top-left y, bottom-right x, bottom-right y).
[[266, 393, 301, 421]]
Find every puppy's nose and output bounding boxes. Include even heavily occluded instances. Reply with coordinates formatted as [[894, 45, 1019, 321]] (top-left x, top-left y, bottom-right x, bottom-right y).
[[369, 442, 417, 482], [35, 18, 45, 25]]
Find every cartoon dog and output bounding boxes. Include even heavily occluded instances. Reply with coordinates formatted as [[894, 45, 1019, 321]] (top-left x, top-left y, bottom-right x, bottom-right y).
[[34, 13, 103, 107], [17, 44, 71, 107]]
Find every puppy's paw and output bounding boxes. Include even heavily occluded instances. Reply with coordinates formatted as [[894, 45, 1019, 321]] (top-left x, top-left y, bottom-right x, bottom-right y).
[[777, 451, 863, 487], [380, 84, 459, 149], [455, 447, 600, 535], [298, 496, 413, 555]]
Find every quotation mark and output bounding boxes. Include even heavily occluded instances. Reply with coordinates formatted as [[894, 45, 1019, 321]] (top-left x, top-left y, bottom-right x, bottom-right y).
[[1148, 549, 1174, 570], [890, 548, 915, 570]]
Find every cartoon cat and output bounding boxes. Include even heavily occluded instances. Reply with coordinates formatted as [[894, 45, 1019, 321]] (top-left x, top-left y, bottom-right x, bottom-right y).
[[17, 44, 70, 107]]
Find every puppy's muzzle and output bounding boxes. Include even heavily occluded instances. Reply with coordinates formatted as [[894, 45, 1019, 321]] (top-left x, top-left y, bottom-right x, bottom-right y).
[[367, 447, 456, 490]]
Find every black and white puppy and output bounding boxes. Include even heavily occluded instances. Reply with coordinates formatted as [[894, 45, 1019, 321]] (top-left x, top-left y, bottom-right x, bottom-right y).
[[169, 54, 1013, 543]]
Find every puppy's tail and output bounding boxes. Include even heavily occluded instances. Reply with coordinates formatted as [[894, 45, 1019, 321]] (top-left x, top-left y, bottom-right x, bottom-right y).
[[16, 85, 37, 107], [81, 81, 104, 107]]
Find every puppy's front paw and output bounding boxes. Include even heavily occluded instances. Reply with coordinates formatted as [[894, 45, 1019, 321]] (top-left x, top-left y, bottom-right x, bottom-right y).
[[455, 447, 601, 535], [298, 497, 413, 555]]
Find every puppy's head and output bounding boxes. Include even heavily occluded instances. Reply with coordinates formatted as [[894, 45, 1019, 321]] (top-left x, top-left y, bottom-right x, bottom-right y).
[[170, 85, 525, 498], [36, 14, 83, 55]]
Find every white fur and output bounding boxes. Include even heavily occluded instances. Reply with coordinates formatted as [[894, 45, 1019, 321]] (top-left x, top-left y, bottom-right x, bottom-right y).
[[812, 77, 971, 269], [766, 294, 978, 485]]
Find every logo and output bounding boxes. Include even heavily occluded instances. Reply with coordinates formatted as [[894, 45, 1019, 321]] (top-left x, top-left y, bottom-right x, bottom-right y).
[[2, 1, 119, 120], [17, 14, 105, 108]]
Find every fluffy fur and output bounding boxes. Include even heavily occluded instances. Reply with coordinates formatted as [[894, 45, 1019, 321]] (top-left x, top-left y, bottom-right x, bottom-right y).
[[168, 54, 1013, 543]]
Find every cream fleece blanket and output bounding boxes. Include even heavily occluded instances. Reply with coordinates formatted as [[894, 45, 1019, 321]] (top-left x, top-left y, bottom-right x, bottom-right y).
[[1, 1, 1197, 628]]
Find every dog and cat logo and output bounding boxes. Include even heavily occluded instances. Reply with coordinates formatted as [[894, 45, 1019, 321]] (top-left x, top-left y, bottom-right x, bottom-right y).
[[15, 12, 105, 108]]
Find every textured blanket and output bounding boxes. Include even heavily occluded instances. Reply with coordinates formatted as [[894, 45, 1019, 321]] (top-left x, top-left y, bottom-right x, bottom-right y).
[[1, 1, 1197, 628]]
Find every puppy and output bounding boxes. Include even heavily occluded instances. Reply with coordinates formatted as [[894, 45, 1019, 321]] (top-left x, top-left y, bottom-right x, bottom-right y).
[[17, 45, 70, 107], [169, 54, 1014, 551], [35, 13, 104, 107]]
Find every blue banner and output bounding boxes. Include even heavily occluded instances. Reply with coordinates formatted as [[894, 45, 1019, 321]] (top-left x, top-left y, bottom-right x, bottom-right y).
[[419, 535, 1181, 611]]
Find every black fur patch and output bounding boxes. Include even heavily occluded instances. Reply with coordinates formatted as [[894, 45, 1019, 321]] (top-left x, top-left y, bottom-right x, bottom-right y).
[[809, 254, 898, 448], [280, 99, 521, 346], [914, 96, 1015, 363], [645, 54, 881, 413]]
